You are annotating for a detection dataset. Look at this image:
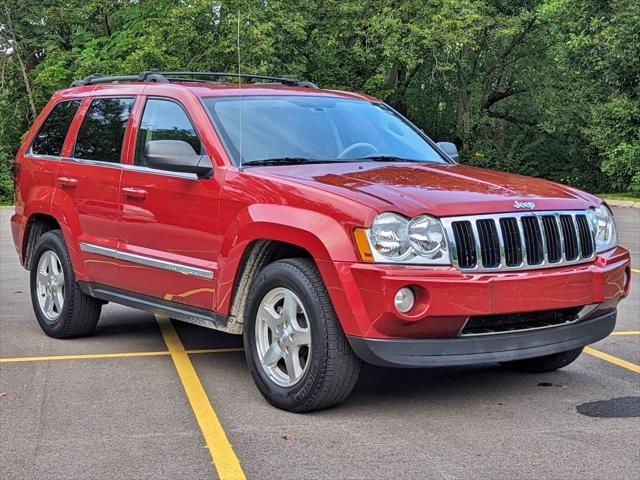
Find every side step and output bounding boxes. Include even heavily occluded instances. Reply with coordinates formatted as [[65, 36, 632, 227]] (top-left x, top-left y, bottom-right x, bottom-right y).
[[79, 282, 231, 332]]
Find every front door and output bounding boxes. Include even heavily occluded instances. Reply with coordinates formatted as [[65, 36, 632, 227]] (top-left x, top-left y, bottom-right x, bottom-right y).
[[118, 97, 221, 311]]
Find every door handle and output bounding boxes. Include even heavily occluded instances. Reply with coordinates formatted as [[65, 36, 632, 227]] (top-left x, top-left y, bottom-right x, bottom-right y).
[[122, 187, 147, 200], [57, 176, 77, 188]]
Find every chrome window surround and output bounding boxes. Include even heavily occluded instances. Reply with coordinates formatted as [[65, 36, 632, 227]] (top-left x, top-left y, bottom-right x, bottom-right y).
[[441, 210, 596, 273], [25, 154, 200, 180], [80, 242, 214, 279]]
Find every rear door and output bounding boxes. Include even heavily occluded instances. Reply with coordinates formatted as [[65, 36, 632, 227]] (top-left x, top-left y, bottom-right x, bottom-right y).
[[18, 99, 81, 217], [118, 95, 221, 310], [56, 96, 135, 287]]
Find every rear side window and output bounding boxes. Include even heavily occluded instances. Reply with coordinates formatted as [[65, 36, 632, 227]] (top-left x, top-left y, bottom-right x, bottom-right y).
[[31, 100, 81, 156], [134, 99, 202, 166], [74, 97, 135, 163]]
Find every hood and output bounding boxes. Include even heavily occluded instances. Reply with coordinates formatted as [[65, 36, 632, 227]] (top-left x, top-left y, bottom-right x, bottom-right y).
[[251, 162, 599, 217]]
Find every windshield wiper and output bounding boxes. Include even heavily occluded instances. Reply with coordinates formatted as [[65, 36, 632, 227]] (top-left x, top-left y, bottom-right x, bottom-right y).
[[243, 157, 344, 167], [356, 155, 423, 163]]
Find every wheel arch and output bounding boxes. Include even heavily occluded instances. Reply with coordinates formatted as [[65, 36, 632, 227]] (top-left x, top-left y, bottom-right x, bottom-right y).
[[22, 212, 62, 270], [216, 204, 361, 334]]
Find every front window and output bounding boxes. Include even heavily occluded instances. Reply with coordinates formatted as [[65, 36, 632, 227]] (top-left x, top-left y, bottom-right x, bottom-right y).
[[134, 98, 203, 166], [203, 96, 446, 165]]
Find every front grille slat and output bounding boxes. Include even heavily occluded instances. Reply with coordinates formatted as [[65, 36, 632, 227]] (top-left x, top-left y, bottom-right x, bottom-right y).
[[477, 219, 500, 268], [575, 214, 594, 258], [500, 217, 522, 266], [452, 221, 477, 269], [541, 215, 562, 263], [560, 215, 579, 260], [447, 210, 595, 272], [521, 216, 544, 265]]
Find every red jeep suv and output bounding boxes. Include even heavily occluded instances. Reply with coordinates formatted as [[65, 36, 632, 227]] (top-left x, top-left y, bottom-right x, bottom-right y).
[[11, 71, 631, 412]]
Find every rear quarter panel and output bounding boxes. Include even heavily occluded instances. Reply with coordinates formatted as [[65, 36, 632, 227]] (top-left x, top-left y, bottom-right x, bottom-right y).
[[12, 93, 67, 263]]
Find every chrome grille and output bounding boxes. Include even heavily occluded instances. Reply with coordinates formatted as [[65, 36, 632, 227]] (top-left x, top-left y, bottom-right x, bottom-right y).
[[442, 211, 595, 272]]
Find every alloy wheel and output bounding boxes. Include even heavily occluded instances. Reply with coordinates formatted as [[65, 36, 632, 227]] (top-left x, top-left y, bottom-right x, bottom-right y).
[[255, 287, 312, 387], [35, 250, 65, 323]]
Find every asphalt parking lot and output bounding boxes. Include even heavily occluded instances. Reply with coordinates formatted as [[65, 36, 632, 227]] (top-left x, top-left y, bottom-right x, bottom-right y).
[[1, 206, 638, 480]]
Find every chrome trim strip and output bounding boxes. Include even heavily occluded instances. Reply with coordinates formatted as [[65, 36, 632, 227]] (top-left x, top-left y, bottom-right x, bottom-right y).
[[25, 154, 200, 180], [79, 242, 214, 279], [80, 243, 117, 258], [121, 163, 199, 180], [537, 215, 549, 263], [441, 210, 596, 273], [495, 218, 506, 269]]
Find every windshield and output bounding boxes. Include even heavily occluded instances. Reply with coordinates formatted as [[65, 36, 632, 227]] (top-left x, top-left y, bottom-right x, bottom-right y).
[[203, 96, 447, 165]]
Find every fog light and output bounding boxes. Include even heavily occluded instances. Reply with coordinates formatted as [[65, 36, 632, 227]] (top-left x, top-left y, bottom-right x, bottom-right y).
[[394, 287, 415, 313]]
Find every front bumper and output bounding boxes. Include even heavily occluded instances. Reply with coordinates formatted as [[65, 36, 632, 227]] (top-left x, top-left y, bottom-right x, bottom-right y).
[[347, 310, 616, 367], [326, 246, 630, 338]]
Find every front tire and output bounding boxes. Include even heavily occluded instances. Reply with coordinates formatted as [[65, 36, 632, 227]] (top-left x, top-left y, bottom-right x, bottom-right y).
[[502, 347, 584, 373], [30, 231, 102, 338], [244, 258, 361, 412]]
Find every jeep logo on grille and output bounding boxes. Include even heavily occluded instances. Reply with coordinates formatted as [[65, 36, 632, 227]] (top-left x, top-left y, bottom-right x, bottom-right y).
[[514, 200, 536, 209]]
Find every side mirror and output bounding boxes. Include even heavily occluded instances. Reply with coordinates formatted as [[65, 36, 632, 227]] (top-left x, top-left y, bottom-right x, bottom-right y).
[[144, 140, 213, 178], [436, 141, 459, 162]]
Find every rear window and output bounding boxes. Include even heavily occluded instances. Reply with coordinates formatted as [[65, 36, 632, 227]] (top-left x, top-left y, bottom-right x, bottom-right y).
[[31, 100, 81, 156], [74, 97, 135, 163]]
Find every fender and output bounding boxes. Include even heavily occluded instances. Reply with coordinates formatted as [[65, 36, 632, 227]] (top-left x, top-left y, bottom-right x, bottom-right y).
[[215, 204, 361, 314]]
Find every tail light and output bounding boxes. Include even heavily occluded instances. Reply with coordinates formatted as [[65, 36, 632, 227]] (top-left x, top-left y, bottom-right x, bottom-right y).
[[13, 161, 21, 193]]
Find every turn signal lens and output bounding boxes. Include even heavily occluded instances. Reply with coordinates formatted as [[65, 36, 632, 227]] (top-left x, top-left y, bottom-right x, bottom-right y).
[[354, 228, 375, 263]]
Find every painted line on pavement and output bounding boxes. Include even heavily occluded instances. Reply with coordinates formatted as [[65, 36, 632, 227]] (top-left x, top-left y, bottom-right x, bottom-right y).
[[156, 315, 246, 480], [631, 268, 639, 273], [0, 350, 171, 363], [0, 347, 244, 364], [584, 347, 640, 373], [610, 331, 640, 336]]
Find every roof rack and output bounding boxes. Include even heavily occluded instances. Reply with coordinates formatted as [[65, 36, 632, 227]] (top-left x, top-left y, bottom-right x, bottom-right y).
[[70, 70, 319, 89]]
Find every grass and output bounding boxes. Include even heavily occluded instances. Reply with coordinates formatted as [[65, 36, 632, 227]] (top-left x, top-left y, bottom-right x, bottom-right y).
[[598, 192, 640, 203]]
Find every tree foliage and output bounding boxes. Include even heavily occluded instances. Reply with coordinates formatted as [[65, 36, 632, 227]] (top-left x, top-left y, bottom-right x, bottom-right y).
[[1, 0, 639, 203]]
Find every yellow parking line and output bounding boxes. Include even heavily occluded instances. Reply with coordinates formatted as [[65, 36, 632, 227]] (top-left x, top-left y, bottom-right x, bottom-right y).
[[631, 268, 640, 273], [0, 347, 244, 364], [610, 331, 640, 336], [187, 347, 244, 354], [584, 347, 640, 373], [156, 316, 246, 480], [0, 350, 171, 363]]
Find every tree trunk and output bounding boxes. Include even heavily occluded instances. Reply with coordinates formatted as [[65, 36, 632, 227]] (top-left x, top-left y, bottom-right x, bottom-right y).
[[455, 74, 470, 152], [2, 7, 37, 120]]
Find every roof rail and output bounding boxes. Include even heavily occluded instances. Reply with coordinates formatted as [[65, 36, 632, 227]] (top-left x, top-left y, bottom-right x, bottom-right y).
[[70, 70, 319, 89], [70, 71, 169, 87]]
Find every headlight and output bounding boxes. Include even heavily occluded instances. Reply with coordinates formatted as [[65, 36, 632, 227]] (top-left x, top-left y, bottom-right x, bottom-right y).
[[589, 204, 617, 253], [365, 212, 451, 265], [408, 215, 448, 260], [369, 212, 412, 259]]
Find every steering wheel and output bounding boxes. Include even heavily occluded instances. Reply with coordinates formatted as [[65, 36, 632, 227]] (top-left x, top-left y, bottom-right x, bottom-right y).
[[338, 142, 380, 159]]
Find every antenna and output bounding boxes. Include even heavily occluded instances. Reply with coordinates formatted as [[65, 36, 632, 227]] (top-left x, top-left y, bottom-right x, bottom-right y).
[[237, 11, 243, 170]]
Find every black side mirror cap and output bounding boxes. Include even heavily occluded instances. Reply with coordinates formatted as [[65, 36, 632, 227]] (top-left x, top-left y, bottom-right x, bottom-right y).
[[144, 140, 213, 178], [436, 141, 459, 162]]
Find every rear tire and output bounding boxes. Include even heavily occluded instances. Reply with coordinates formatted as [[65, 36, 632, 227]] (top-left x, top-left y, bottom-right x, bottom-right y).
[[243, 258, 361, 412], [502, 347, 584, 373], [30, 231, 102, 338]]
